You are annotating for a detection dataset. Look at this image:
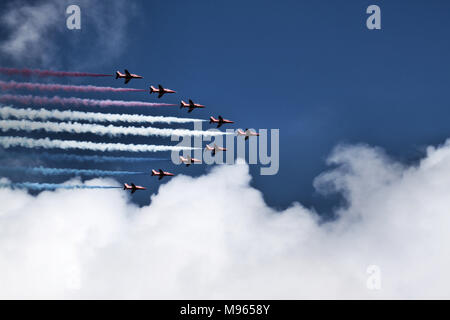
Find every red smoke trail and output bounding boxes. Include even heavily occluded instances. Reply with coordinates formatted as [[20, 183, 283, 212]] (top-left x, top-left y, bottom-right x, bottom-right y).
[[0, 67, 111, 77], [0, 80, 146, 93], [0, 94, 176, 108]]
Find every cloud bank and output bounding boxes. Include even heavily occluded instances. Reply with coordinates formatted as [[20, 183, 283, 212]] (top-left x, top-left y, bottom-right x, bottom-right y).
[[0, 0, 137, 68], [0, 0, 62, 66], [1, 141, 450, 299]]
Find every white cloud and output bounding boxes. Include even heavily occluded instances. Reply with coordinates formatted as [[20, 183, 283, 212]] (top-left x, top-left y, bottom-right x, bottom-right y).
[[0, 0, 137, 68], [0, 1, 63, 66], [1, 140, 450, 299]]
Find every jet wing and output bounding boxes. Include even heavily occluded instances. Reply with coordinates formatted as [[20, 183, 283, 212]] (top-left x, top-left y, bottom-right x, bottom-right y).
[[125, 69, 131, 76], [217, 122, 223, 128], [124, 78, 131, 84], [158, 91, 164, 99]]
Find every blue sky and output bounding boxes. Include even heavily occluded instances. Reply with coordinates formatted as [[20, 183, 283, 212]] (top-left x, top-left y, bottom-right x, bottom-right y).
[[1, 0, 450, 215]]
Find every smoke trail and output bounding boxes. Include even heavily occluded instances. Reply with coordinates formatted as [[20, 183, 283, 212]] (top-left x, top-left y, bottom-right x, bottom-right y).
[[0, 67, 111, 78], [0, 166, 145, 176], [0, 119, 229, 138], [0, 80, 146, 93], [0, 94, 176, 108], [0, 106, 204, 124], [0, 136, 198, 153], [0, 182, 121, 191], [33, 153, 168, 163]]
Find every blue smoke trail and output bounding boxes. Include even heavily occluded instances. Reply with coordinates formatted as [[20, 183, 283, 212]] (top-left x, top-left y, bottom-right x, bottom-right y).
[[0, 182, 122, 191], [0, 166, 145, 176]]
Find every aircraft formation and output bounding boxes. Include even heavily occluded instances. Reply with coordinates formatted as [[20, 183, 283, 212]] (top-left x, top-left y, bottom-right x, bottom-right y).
[[0, 67, 259, 194], [113, 68, 259, 194]]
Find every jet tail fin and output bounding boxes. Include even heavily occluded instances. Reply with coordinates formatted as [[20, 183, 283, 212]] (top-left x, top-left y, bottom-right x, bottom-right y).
[[115, 71, 120, 79]]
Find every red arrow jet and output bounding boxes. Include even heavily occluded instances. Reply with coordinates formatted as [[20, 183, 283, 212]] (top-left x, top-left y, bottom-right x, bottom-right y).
[[115, 69, 143, 84], [180, 99, 205, 113], [150, 85, 176, 98], [205, 144, 227, 156], [151, 169, 175, 180], [179, 155, 201, 166], [123, 183, 146, 194], [209, 115, 234, 128], [237, 129, 260, 140]]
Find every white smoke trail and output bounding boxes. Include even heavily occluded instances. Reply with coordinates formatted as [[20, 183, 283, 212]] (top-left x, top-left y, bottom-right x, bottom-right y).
[[0, 80, 146, 93], [0, 166, 145, 176], [0, 136, 197, 153], [0, 94, 175, 108], [0, 106, 203, 124], [25, 153, 168, 163], [0, 119, 229, 138]]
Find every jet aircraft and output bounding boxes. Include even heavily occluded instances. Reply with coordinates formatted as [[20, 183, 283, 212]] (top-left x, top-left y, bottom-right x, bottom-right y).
[[151, 169, 175, 180], [123, 183, 146, 193], [179, 155, 201, 166], [237, 129, 260, 140], [205, 144, 227, 156], [150, 85, 176, 98], [115, 69, 143, 84], [180, 99, 205, 113], [209, 115, 234, 128]]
